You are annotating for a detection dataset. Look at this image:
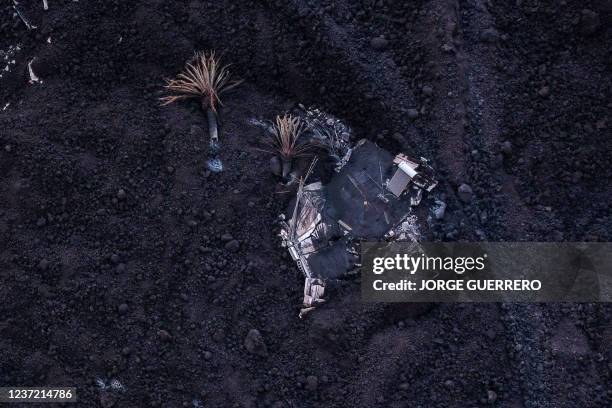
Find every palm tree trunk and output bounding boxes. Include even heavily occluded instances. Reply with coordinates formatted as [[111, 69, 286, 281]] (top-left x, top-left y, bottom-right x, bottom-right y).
[[281, 157, 292, 178], [207, 108, 218, 142]]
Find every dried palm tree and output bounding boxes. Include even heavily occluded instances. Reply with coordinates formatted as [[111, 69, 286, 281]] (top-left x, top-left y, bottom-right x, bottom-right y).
[[270, 115, 309, 158], [161, 51, 242, 141], [261, 114, 317, 178]]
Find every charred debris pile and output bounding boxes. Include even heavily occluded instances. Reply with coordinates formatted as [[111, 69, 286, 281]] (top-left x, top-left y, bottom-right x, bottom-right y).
[[253, 107, 439, 317]]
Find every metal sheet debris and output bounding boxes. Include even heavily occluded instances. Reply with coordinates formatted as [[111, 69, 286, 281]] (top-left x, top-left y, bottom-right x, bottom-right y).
[[391, 153, 438, 193]]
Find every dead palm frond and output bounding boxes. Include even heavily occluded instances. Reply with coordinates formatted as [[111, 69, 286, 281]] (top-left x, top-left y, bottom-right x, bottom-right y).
[[160, 51, 242, 112], [262, 114, 315, 160]]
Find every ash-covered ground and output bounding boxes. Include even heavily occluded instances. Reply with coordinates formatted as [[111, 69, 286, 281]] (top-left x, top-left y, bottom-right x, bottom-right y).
[[1, 1, 611, 407]]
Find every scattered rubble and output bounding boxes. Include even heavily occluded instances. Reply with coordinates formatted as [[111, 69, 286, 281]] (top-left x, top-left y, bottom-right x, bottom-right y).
[[301, 106, 352, 173], [13, 1, 37, 30], [96, 377, 127, 393], [0, 44, 21, 80]]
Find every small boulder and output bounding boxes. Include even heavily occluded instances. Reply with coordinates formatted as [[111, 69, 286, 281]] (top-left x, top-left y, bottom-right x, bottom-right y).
[[434, 200, 446, 220], [487, 390, 498, 403], [480, 28, 499, 43], [538, 86, 550, 97], [38, 259, 49, 271], [579, 9, 600, 36], [458, 184, 473, 203], [245, 329, 267, 356], [370, 36, 389, 51], [225, 240, 240, 252], [500, 141, 512, 156], [157, 329, 172, 342], [305, 375, 318, 391], [118, 303, 129, 315]]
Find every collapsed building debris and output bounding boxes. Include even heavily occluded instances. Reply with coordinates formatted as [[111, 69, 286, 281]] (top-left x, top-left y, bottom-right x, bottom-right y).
[[278, 133, 438, 317], [250, 107, 439, 316]]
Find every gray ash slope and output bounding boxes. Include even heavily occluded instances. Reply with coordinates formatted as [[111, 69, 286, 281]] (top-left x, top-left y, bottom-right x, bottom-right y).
[[1, 1, 611, 407]]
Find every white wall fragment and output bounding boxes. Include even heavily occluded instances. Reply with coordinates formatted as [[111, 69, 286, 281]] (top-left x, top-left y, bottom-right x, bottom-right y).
[[28, 58, 42, 84], [13, 1, 38, 30]]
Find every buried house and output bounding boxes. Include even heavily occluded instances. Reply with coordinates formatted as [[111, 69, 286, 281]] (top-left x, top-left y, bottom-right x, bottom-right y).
[[278, 138, 437, 317]]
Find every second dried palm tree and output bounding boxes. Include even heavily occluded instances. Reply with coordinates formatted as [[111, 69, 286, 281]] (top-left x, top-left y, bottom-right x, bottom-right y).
[[262, 114, 316, 178]]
